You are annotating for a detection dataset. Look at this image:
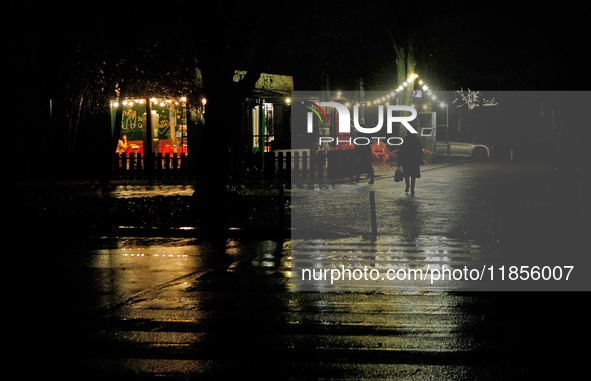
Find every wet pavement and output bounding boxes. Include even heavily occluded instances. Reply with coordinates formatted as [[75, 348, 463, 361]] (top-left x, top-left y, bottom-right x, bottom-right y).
[[17, 159, 589, 379], [23, 237, 585, 380], [291, 159, 585, 240], [291, 159, 589, 292]]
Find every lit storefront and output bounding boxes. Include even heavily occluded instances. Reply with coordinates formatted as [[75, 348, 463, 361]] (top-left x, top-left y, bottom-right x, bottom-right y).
[[109, 72, 293, 174], [110, 97, 190, 158]]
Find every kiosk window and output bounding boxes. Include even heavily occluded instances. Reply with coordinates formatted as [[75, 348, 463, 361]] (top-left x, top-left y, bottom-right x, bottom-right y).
[[421, 128, 432, 136]]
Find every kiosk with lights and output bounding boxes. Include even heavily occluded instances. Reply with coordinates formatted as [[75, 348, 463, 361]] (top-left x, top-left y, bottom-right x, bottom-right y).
[[110, 97, 189, 158]]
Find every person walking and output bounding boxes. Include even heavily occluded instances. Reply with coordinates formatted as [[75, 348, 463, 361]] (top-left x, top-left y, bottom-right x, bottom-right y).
[[397, 133, 423, 195]]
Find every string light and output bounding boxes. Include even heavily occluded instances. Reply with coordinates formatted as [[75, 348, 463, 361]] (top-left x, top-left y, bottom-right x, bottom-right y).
[[365, 72, 445, 108], [110, 97, 187, 108]]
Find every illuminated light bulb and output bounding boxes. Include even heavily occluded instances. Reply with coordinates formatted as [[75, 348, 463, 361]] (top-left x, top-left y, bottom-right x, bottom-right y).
[[381, 97, 386, 101], [419, 80, 423, 85], [139, 100, 144, 104], [431, 95, 436, 100], [113, 102, 118, 108], [423, 86, 428, 91], [159, 102, 165, 107], [345, 102, 350, 107], [390, 92, 395, 96]]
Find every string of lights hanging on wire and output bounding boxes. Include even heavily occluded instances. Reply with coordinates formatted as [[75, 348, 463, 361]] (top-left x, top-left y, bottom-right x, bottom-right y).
[[110, 97, 188, 108], [348, 73, 497, 109], [342, 73, 444, 108]]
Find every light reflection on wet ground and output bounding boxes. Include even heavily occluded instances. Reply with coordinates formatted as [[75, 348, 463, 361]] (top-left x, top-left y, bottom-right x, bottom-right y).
[[37, 237, 277, 317], [42, 236, 582, 379], [69, 237, 508, 379], [99, 185, 195, 198]]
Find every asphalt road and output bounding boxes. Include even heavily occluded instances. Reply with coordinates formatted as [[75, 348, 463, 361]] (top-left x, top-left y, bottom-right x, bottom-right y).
[[16, 160, 588, 379]]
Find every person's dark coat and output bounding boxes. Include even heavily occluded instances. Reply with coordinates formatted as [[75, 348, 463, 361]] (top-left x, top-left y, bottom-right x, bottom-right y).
[[397, 134, 423, 177]]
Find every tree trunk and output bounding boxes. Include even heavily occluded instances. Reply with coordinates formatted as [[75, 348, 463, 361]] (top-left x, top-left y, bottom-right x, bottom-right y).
[[98, 81, 127, 186], [187, 2, 295, 228], [392, 34, 416, 138]]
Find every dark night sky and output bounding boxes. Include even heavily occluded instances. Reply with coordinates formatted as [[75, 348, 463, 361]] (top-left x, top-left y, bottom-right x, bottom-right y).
[[7, 2, 590, 101], [279, 3, 589, 91]]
